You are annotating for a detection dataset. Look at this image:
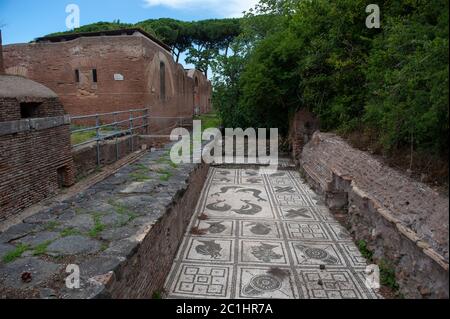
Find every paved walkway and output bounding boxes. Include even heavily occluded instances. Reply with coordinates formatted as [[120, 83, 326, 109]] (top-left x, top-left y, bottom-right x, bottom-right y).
[[165, 167, 380, 299]]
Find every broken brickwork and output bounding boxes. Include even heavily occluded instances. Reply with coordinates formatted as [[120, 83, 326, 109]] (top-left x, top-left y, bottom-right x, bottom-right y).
[[298, 132, 449, 298]]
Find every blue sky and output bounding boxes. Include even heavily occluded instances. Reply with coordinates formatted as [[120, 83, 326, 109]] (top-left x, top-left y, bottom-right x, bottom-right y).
[[0, 0, 257, 45]]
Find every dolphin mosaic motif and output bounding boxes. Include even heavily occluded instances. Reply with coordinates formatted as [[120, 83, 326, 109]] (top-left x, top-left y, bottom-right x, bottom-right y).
[[270, 172, 286, 177], [211, 186, 242, 197], [236, 188, 267, 202], [232, 200, 262, 215], [245, 170, 258, 176], [206, 200, 232, 212], [246, 177, 262, 184]]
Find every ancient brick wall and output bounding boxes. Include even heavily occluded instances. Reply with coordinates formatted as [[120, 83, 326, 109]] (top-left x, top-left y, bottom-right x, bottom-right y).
[[289, 108, 320, 162], [298, 132, 449, 298], [3, 34, 212, 135], [72, 135, 143, 180], [0, 97, 65, 122], [187, 69, 212, 115], [4, 37, 150, 117], [0, 111, 75, 221]]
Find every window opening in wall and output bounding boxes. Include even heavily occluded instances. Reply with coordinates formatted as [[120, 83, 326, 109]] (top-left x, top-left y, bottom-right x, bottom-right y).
[[92, 69, 98, 83], [160, 61, 166, 100], [20, 102, 41, 119], [75, 69, 80, 83]]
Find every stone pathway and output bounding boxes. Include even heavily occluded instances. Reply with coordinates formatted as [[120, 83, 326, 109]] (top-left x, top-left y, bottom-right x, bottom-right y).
[[164, 167, 380, 299], [0, 144, 200, 298]]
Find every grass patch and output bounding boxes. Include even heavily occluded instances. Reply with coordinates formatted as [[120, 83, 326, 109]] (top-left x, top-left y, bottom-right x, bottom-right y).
[[71, 130, 97, 145], [44, 221, 60, 232], [152, 291, 163, 299], [130, 163, 152, 182], [70, 125, 117, 146], [156, 169, 173, 182], [156, 156, 178, 169], [108, 200, 139, 227], [60, 227, 82, 238], [2, 244, 30, 263], [134, 163, 150, 172], [357, 240, 374, 260], [357, 240, 401, 295], [193, 113, 221, 131], [88, 213, 106, 238], [32, 240, 52, 256], [130, 172, 152, 182], [379, 260, 400, 291]]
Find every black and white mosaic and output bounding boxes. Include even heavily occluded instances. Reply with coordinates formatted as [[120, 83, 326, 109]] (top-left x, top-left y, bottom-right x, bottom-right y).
[[165, 167, 380, 299]]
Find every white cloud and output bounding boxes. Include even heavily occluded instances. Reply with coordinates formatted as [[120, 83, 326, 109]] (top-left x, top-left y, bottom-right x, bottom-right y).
[[143, 0, 259, 17]]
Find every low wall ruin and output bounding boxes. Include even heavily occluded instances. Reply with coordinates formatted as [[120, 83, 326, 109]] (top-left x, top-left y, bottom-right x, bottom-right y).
[[72, 135, 174, 181], [296, 132, 449, 298]]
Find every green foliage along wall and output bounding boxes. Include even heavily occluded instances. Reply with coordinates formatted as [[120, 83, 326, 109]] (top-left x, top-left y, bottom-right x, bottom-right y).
[[215, 0, 448, 156]]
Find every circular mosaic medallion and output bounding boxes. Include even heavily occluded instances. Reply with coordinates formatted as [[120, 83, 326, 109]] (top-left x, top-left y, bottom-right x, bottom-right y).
[[304, 247, 328, 260], [250, 275, 282, 292]]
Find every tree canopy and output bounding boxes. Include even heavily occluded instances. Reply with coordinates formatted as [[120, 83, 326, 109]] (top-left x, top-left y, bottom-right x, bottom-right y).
[[214, 0, 448, 157]]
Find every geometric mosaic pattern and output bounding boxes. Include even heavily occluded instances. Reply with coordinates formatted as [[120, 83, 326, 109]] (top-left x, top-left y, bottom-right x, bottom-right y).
[[165, 167, 381, 299]]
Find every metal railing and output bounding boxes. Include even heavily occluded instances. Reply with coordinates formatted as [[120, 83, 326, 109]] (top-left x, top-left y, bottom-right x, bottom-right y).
[[70, 108, 150, 165]]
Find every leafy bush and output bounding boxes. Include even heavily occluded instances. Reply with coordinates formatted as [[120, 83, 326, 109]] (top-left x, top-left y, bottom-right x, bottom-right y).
[[215, 0, 448, 158]]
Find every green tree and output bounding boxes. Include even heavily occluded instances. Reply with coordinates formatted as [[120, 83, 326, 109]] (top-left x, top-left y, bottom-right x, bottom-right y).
[[364, 0, 449, 155]]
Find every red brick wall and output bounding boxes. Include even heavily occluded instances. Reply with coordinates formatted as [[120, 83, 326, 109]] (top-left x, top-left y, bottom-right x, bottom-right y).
[[289, 108, 320, 163], [0, 98, 75, 222], [0, 98, 17, 122], [3, 35, 212, 135], [188, 69, 212, 115], [0, 97, 65, 122]]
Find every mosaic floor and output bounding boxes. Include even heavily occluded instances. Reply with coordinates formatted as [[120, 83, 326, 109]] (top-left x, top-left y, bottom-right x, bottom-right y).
[[164, 167, 380, 299]]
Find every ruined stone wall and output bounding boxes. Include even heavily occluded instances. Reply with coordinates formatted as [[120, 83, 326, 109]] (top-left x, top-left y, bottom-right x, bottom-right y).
[[71, 134, 179, 182], [3, 35, 211, 135], [0, 103, 75, 221], [72, 135, 143, 181], [298, 132, 449, 298], [288, 108, 320, 162]]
